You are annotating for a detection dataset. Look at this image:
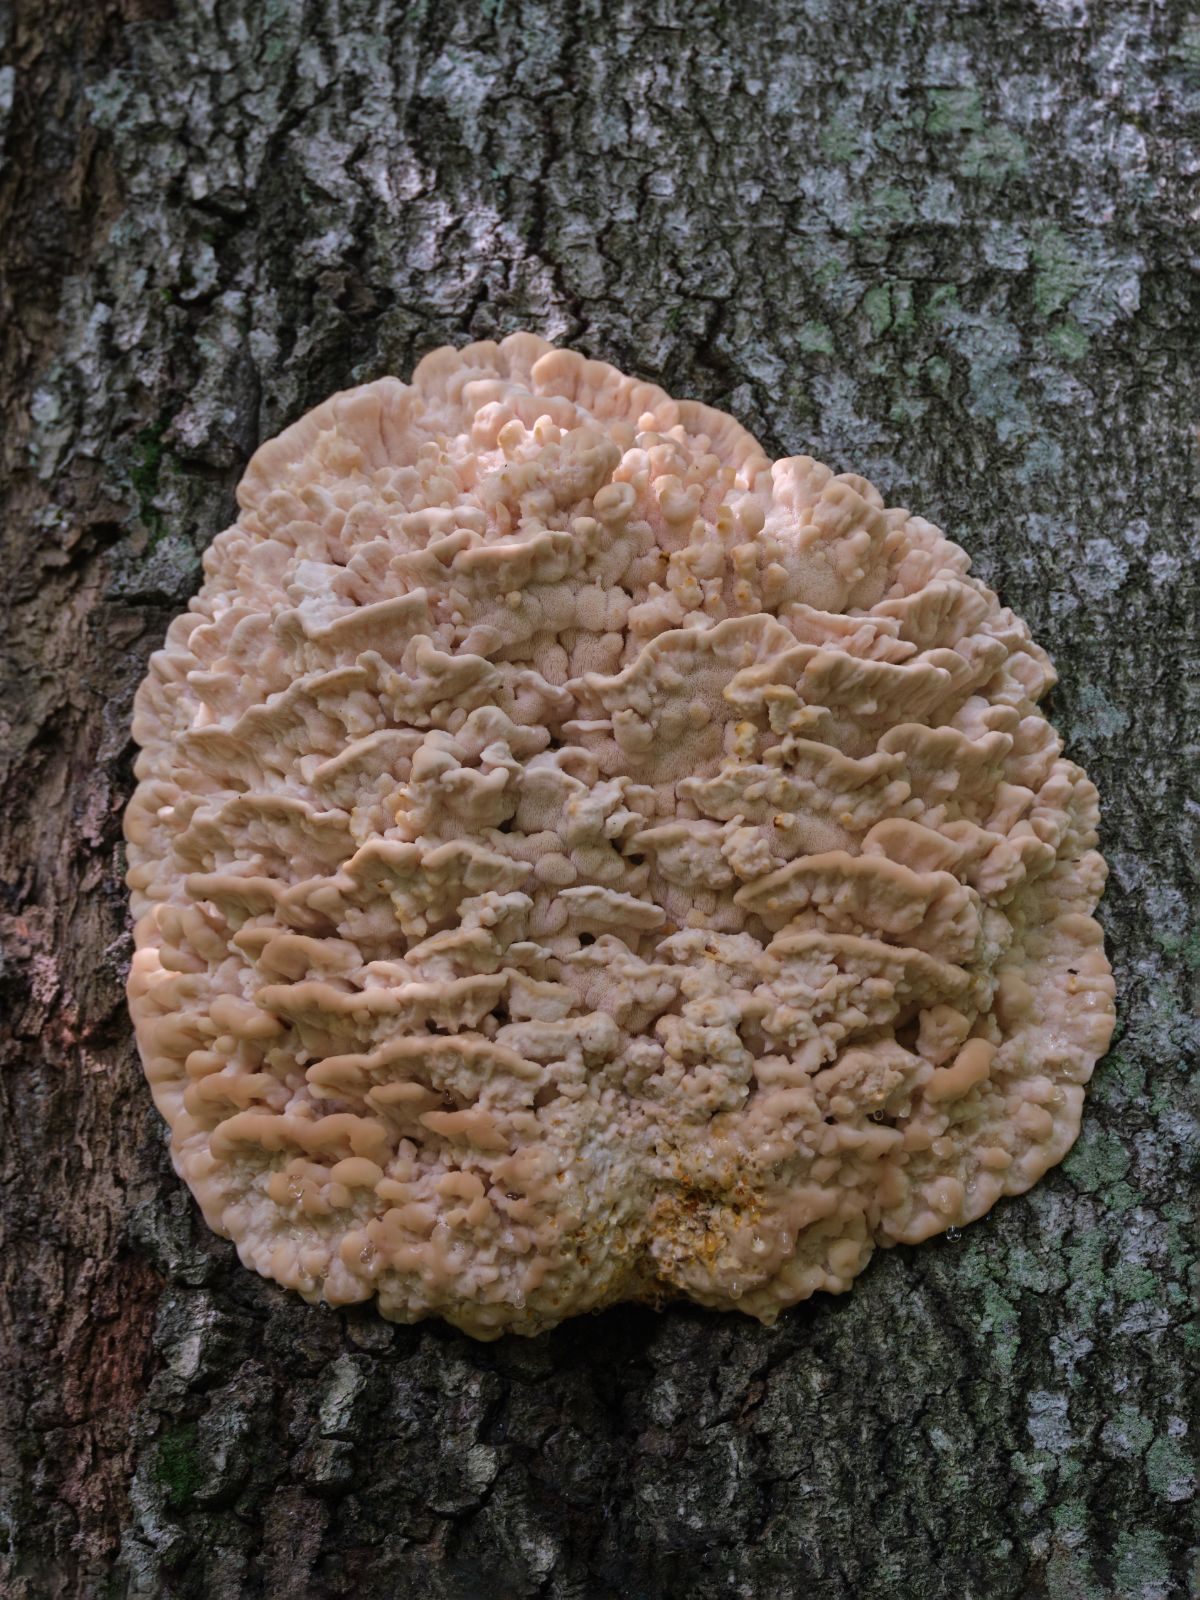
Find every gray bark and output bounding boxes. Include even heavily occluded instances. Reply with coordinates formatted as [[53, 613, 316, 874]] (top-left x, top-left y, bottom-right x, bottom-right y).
[[1, 1, 1197, 1596]]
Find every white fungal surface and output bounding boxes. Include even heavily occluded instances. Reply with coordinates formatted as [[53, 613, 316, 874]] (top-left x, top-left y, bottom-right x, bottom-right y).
[[125, 334, 1115, 1338]]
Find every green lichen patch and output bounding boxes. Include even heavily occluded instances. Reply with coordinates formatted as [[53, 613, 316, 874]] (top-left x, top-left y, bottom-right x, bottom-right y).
[[862, 282, 913, 339], [1112, 1528, 1174, 1600], [1145, 1434, 1196, 1503], [926, 88, 984, 136], [1062, 1124, 1132, 1195], [1101, 1405, 1156, 1459], [1048, 321, 1091, 362], [128, 423, 170, 543], [795, 321, 834, 355], [924, 283, 960, 322], [818, 117, 862, 165], [1030, 227, 1095, 318], [959, 125, 1028, 182], [153, 1423, 204, 1509]]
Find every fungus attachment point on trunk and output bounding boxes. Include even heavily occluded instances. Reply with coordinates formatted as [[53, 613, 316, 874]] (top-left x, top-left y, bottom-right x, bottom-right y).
[[125, 335, 1115, 1338]]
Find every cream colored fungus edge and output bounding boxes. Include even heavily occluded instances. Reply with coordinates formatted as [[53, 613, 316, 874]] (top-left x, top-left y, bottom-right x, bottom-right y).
[[125, 334, 1116, 1339]]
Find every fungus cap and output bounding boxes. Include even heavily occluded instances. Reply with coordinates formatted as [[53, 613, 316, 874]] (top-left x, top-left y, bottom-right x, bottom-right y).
[[125, 334, 1115, 1338]]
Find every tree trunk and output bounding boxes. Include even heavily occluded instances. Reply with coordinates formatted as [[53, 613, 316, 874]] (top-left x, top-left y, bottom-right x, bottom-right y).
[[2, 2, 1196, 1595]]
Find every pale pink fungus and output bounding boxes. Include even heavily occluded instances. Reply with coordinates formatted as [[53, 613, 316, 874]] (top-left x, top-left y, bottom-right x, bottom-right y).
[[125, 334, 1115, 1338]]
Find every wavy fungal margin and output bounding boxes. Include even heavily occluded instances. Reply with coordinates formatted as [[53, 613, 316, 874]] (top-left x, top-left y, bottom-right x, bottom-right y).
[[125, 333, 1115, 1338]]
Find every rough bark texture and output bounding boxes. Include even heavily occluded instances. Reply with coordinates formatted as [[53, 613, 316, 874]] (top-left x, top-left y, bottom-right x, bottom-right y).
[[1, 2, 1197, 1596]]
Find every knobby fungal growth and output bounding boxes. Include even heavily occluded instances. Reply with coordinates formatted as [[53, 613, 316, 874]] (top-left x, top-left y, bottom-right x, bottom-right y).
[[126, 335, 1115, 1338]]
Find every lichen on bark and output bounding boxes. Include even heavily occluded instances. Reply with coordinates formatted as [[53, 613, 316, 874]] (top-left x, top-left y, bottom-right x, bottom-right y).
[[1, 2, 1197, 1597]]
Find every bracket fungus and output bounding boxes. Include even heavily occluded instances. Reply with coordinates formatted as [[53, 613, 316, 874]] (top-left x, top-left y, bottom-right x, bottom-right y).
[[126, 334, 1115, 1338]]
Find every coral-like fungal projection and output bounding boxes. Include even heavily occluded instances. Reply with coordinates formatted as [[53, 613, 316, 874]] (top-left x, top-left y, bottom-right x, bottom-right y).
[[126, 335, 1115, 1337]]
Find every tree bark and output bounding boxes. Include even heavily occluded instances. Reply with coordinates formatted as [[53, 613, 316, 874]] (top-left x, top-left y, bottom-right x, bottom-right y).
[[1, 1, 1196, 1596]]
